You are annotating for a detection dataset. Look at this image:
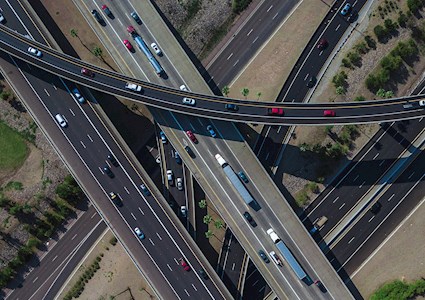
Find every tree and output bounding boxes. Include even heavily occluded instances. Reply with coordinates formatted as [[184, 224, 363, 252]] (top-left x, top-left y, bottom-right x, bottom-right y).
[[336, 86, 345, 95], [364, 35, 376, 49], [70, 28, 78, 39], [203, 215, 212, 225], [214, 219, 224, 229], [347, 52, 361, 66], [380, 54, 402, 72], [354, 41, 368, 54], [256, 92, 262, 100], [241, 88, 249, 99], [221, 86, 230, 97], [198, 199, 207, 209], [205, 230, 213, 239], [384, 19, 397, 32], [93, 46, 104, 61], [332, 71, 347, 88], [374, 25, 387, 41]]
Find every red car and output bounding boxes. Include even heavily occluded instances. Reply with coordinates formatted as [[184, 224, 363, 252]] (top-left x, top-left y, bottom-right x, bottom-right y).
[[81, 68, 94, 77], [267, 108, 284, 116], [186, 130, 198, 143], [127, 25, 136, 35], [123, 40, 133, 51], [317, 38, 328, 51], [323, 110, 336, 117], [180, 259, 190, 271]]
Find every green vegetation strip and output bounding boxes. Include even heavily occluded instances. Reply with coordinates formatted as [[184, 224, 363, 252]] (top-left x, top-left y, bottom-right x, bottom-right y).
[[0, 121, 28, 171], [371, 279, 425, 300]]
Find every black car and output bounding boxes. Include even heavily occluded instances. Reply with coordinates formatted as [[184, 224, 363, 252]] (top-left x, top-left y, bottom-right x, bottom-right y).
[[108, 154, 119, 167], [307, 76, 317, 88], [198, 269, 208, 280], [91, 10, 104, 24], [243, 212, 257, 227], [225, 103, 239, 111], [348, 10, 358, 23], [103, 166, 114, 178], [314, 280, 327, 293], [131, 12, 142, 24], [185, 145, 195, 158], [109, 192, 122, 207], [370, 202, 382, 214], [258, 250, 270, 263]]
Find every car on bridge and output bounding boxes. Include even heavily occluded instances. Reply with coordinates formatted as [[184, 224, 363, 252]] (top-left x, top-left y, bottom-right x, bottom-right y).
[[123, 39, 134, 52], [125, 82, 142, 92], [267, 108, 284, 116], [206, 125, 217, 138], [28, 47, 42, 57], [186, 130, 198, 143], [225, 103, 238, 111]]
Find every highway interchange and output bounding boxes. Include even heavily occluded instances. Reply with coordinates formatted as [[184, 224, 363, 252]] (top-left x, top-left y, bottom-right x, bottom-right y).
[[0, 0, 422, 298]]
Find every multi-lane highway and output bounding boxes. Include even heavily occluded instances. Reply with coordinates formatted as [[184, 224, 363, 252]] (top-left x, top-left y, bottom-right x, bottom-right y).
[[0, 2, 230, 298], [254, 0, 369, 165], [0, 25, 424, 125]]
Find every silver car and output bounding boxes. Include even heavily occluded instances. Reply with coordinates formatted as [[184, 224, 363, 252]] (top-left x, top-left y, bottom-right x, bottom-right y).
[[176, 178, 183, 191], [182, 97, 196, 106]]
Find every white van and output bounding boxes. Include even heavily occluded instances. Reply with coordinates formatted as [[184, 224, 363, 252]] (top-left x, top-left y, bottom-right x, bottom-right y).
[[269, 251, 283, 266], [55, 114, 67, 128]]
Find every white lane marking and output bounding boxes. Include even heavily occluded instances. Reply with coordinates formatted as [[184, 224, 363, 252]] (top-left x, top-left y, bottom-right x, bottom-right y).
[[277, 126, 281, 133], [192, 284, 197, 291], [227, 53, 233, 60], [80, 141, 86, 149], [379, 160, 385, 166], [339, 203, 346, 210], [174, 258, 179, 265], [69, 109, 75, 116], [233, 59, 239, 67], [91, 212, 97, 219], [184, 289, 190, 297], [419, 117, 423, 122], [259, 286, 266, 293], [44, 88, 50, 96], [387, 194, 395, 202], [33, 277, 38, 283], [399, 138, 405, 144], [333, 196, 339, 203], [99, 167, 104, 174], [353, 174, 359, 182], [71, 234, 77, 240], [252, 36, 258, 44], [253, 279, 259, 286], [149, 238, 155, 246], [265, 152, 270, 161], [348, 237, 355, 244], [272, 13, 278, 20], [138, 207, 145, 215], [87, 134, 93, 142], [156, 232, 162, 240], [118, 18, 123, 26], [335, 24, 341, 31], [232, 263, 235, 271], [408, 172, 415, 179], [247, 29, 253, 36], [368, 216, 375, 222], [373, 153, 379, 160], [124, 186, 130, 194], [189, 123, 196, 131], [131, 213, 137, 220], [52, 255, 58, 262], [167, 264, 172, 271], [359, 181, 366, 188], [267, 5, 273, 12], [52, 84, 57, 90], [304, 73, 309, 80], [319, 50, 323, 56], [353, 0, 358, 6]]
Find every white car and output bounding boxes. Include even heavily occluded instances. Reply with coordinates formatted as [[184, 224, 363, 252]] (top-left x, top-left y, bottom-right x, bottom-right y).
[[182, 97, 196, 106], [179, 85, 188, 91], [419, 100, 425, 107], [28, 47, 42, 57], [176, 178, 183, 191], [180, 206, 187, 217], [150, 42, 162, 55], [55, 114, 67, 128], [0, 12, 5, 23], [125, 82, 142, 92], [166, 170, 174, 185]]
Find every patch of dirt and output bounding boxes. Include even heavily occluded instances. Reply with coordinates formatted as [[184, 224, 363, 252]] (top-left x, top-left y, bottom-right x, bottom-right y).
[[59, 230, 157, 300], [153, 0, 233, 57]]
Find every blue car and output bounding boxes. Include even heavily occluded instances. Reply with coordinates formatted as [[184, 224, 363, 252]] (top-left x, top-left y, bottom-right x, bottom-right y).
[[72, 87, 85, 104], [340, 3, 351, 16], [238, 171, 249, 183], [134, 227, 145, 240], [175, 151, 182, 164], [140, 184, 150, 196], [206, 125, 217, 138]]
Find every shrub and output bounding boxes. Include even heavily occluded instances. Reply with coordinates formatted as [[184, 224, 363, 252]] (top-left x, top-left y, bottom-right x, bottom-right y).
[[341, 58, 352, 68], [109, 236, 117, 246], [347, 52, 361, 66], [407, 0, 423, 13], [374, 25, 387, 40], [354, 41, 368, 54], [232, 0, 252, 14], [384, 19, 397, 32], [365, 35, 376, 49], [332, 71, 348, 88], [398, 12, 408, 27], [354, 95, 365, 102], [336, 86, 346, 95]]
